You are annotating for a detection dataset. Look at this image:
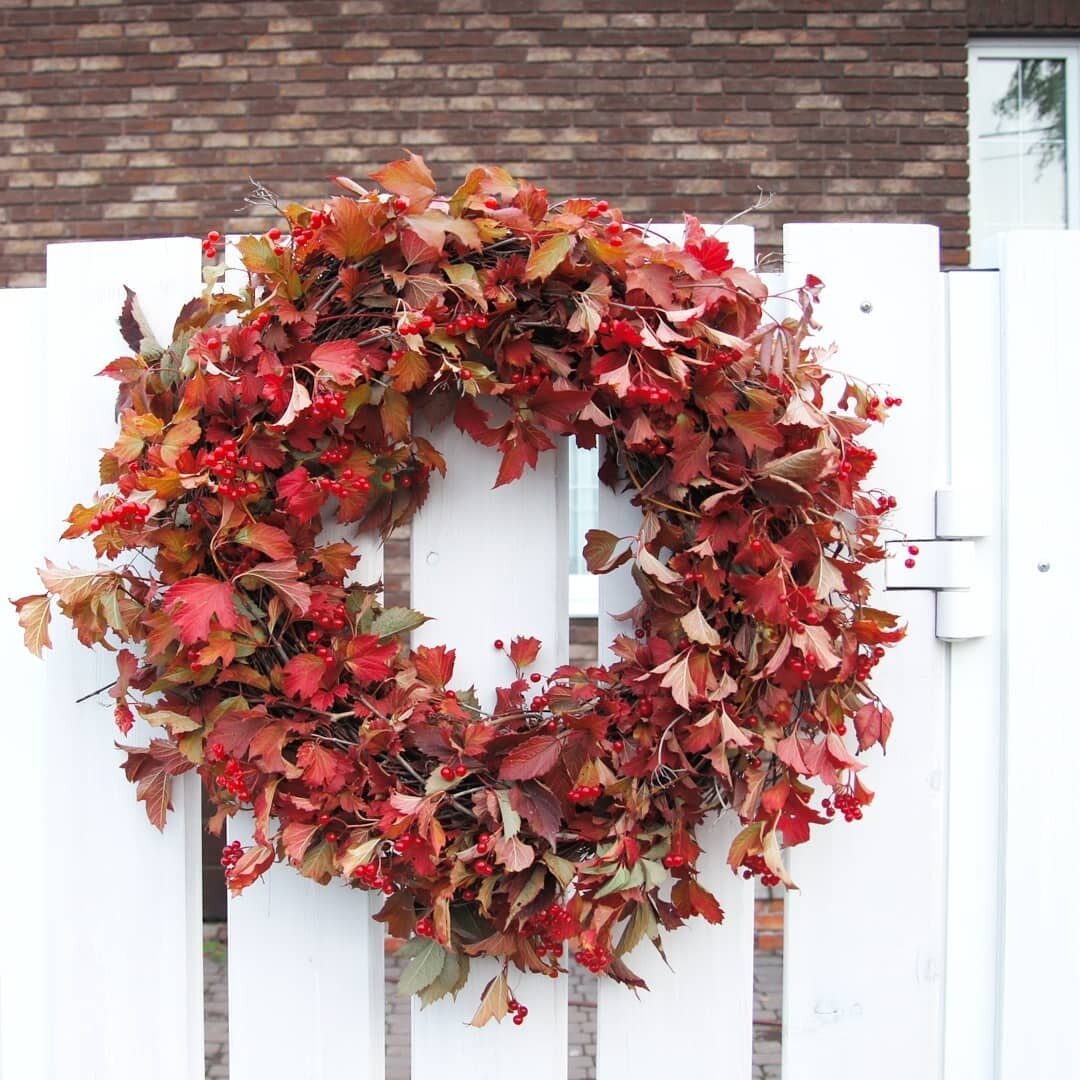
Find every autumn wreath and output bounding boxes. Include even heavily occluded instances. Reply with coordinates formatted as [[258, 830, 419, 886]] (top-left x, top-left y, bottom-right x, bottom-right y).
[[15, 154, 902, 1024]]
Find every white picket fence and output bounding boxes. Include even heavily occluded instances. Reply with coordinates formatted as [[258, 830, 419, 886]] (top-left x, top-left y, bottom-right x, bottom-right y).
[[2, 224, 1077, 1080]]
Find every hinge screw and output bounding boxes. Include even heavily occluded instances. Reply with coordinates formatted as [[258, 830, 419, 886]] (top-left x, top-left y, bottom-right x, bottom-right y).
[[1037, 561, 1050, 573], [859, 301, 873, 314]]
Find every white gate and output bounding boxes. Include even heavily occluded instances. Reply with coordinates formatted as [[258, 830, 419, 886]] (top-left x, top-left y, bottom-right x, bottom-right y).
[[3, 225, 1077, 1080]]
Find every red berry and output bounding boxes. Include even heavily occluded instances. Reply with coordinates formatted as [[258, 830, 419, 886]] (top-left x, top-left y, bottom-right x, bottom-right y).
[[494, 639, 504, 650], [440, 765, 455, 780]]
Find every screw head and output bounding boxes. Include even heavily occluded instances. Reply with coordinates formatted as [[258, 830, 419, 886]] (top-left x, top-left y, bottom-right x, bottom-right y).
[[1037, 561, 1050, 573], [859, 301, 873, 314]]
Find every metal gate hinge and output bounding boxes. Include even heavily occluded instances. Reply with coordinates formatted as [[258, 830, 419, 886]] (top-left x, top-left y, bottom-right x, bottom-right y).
[[883, 488, 993, 641]]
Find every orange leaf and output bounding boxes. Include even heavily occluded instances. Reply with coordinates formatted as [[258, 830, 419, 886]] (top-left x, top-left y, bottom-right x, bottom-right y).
[[370, 151, 437, 207]]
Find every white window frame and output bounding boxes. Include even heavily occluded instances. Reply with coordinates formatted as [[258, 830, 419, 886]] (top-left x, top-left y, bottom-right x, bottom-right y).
[[968, 40, 1080, 265]]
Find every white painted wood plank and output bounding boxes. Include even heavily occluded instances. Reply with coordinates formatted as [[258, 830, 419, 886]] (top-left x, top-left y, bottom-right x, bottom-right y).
[[0, 288, 49, 1078], [43, 239, 205, 1080], [593, 441, 756, 1079], [995, 231, 1080, 1080], [780, 224, 949, 1080], [941, 269, 1003, 1080], [226, 813, 387, 1080], [409, 419, 568, 1080], [220, 231, 386, 1079]]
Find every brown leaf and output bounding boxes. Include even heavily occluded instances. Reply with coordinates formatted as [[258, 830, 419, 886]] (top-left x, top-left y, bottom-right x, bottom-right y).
[[12, 594, 51, 656], [469, 971, 511, 1028]]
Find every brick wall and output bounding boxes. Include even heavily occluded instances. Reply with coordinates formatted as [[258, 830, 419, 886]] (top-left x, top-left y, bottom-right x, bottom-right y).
[[1, 0, 980, 287]]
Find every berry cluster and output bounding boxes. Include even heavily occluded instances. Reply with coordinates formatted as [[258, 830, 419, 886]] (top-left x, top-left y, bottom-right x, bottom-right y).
[[353, 861, 394, 895], [623, 382, 675, 406], [415, 915, 435, 938], [220, 839, 243, 876], [507, 996, 529, 1026], [205, 438, 266, 501], [438, 763, 469, 781], [574, 944, 611, 974], [88, 500, 150, 532], [304, 601, 349, 653], [447, 311, 488, 336], [854, 644, 887, 682], [215, 757, 251, 802], [398, 313, 434, 337], [584, 198, 610, 220], [202, 230, 221, 259], [822, 790, 863, 822], [738, 855, 782, 888], [662, 853, 687, 870], [316, 468, 371, 498], [291, 210, 328, 250], [522, 903, 573, 959], [309, 391, 349, 422], [567, 784, 603, 804]]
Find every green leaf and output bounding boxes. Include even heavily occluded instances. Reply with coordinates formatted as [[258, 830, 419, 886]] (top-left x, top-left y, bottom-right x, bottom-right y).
[[397, 938, 448, 997], [542, 852, 576, 888], [418, 949, 470, 1008], [525, 233, 572, 281], [616, 901, 658, 957], [371, 606, 431, 639], [595, 862, 645, 899]]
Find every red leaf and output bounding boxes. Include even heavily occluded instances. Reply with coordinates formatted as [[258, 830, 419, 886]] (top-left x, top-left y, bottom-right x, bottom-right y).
[[276, 466, 326, 522], [498, 735, 562, 781], [727, 410, 783, 454], [686, 879, 725, 924], [413, 644, 455, 689], [282, 820, 320, 864], [344, 634, 398, 683], [237, 558, 312, 615], [854, 702, 894, 752], [226, 843, 275, 894], [453, 396, 499, 446], [508, 782, 561, 846], [310, 339, 364, 381], [114, 701, 134, 736], [295, 741, 353, 792], [282, 653, 328, 700], [234, 523, 295, 561], [163, 576, 240, 645], [508, 635, 541, 670]]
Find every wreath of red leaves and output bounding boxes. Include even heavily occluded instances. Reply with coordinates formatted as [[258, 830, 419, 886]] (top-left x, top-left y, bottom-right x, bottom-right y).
[[15, 153, 903, 1024]]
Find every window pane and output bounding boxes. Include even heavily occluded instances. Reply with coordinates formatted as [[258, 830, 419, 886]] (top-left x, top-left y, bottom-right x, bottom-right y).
[[971, 55, 1068, 258]]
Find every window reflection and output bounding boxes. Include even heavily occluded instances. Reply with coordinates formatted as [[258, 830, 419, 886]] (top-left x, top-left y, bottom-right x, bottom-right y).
[[971, 55, 1068, 259]]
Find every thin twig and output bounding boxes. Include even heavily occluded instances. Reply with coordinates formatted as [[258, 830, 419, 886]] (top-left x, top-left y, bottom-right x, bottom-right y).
[[75, 680, 117, 704]]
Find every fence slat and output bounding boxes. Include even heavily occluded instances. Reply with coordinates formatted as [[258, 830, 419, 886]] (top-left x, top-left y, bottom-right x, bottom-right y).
[[1, 288, 48, 1078], [941, 269, 1003, 1079], [43, 239, 205, 1080], [409, 422, 569, 1080], [995, 232, 1080, 1080], [780, 224, 948, 1080], [227, 535, 386, 1080], [592, 443, 755, 1078]]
